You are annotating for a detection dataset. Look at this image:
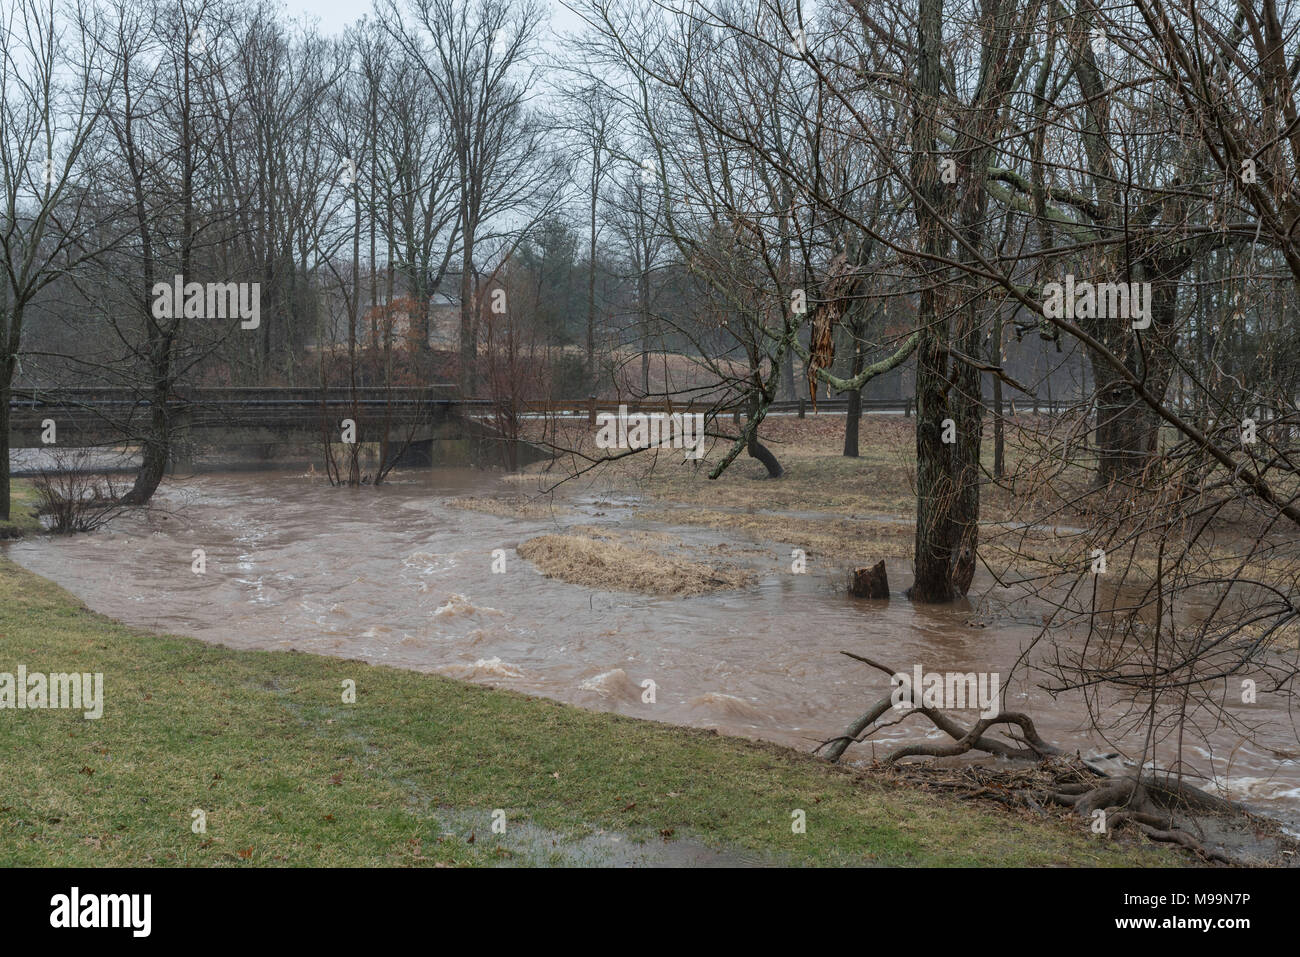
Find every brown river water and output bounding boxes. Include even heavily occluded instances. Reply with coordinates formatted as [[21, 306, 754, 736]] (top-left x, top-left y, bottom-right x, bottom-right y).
[[6, 468, 1300, 830]]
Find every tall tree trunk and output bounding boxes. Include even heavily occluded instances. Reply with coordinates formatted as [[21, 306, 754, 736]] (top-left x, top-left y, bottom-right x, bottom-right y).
[[0, 355, 13, 523], [459, 228, 476, 395], [587, 169, 599, 393], [844, 317, 865, 458], [639, 266, 651, 395], [349, 184, 362, 486], [908, 0, 957, 602], [912, 297, 956, 601], [123, 327, 175, 506], [991, 305, 1005, 479], [127, 25, 200, 505], [949, 298, 984, 596], [1089, 270, 1179, 489]]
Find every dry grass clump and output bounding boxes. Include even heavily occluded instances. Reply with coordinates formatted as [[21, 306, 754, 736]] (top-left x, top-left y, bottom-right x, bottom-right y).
[[445, 496, 571, 520], [517, 534, 753, 596]]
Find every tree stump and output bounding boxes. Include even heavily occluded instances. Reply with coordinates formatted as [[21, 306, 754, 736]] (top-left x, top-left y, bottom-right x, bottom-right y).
[[849, 560, 889, 599]]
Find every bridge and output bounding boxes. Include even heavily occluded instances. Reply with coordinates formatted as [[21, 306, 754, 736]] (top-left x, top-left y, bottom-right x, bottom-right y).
[[7, 386, 545, 472], [8, 386, 1076, 474]]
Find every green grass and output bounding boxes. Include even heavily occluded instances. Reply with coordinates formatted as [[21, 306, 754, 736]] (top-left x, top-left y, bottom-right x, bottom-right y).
[[0, 556, 1174, 867], [1, 480, 42, 539]]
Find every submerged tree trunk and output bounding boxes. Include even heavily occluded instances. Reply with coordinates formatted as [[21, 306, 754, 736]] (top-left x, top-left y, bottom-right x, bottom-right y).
[[123, 323, 176, 506], [908, 0, 957, 603], [123, 402, 170, 504], [949, 298, 984, 597], [906, 0, 1023, 600], [911, 293, 956, 601]]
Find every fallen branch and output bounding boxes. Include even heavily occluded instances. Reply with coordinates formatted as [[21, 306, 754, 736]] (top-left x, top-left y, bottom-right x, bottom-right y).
[[820, 655, 1262, 864]]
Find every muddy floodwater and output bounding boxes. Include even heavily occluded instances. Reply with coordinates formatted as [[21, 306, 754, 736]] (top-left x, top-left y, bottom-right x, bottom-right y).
[[7, 469, 1300, 829]]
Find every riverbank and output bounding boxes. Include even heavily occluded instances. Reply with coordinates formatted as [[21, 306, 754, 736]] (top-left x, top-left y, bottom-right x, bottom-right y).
[[0, 480, 41, 540], [0, 556, 1170, 866]]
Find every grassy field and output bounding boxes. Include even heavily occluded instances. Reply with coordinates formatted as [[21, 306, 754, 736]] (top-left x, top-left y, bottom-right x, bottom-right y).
[[0, 555, 1171, 866], [0, 480, 42, 540]]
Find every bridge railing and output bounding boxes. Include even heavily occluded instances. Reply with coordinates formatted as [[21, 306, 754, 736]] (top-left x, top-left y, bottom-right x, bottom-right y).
[[516, 396, 1078, 421], [9, 385, 460, 406], [9, 387, 1078, 422]]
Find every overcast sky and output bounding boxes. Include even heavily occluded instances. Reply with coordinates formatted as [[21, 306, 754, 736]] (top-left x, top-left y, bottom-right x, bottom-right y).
[[279, 0, 589, 37]]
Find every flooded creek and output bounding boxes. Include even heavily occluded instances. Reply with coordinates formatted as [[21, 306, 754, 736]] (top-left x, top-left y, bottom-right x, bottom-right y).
[[6, 468, 1299, 829]]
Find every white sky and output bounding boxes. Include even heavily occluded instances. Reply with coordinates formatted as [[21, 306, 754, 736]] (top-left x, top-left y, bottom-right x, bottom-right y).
[[277, 0, 590, 37]]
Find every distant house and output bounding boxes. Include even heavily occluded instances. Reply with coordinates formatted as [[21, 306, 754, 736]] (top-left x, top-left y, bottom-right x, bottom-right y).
[[359, 278, 507, 352], [360, 293, 459, 350]]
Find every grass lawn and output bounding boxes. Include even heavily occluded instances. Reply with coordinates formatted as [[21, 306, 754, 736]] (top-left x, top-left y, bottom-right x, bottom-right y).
[[0, 556, 1173, 867], [1, 480, 42, 540]]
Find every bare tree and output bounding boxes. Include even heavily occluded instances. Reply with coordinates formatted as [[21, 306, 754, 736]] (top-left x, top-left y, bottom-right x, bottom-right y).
[[0, 0, 109, 521], [384, 0, 554, 395], [561, 80, 618, 394]]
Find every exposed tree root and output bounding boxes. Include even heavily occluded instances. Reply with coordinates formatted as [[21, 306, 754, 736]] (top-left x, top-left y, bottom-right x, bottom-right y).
[[819, 653, 1266, 865]]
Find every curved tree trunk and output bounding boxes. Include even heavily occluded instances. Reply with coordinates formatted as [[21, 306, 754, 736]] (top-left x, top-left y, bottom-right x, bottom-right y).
[[123, 332, 177, 506], [122, 420, 169, 505], [746, 433, 783, 478], [745, 392, 782, 477]]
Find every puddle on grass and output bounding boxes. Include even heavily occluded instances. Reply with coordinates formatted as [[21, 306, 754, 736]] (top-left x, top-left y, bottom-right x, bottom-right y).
[[431, 807, 782, 867]]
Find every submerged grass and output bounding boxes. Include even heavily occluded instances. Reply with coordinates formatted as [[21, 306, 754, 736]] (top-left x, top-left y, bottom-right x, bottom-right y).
[[0, 556, 1171, 866]]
